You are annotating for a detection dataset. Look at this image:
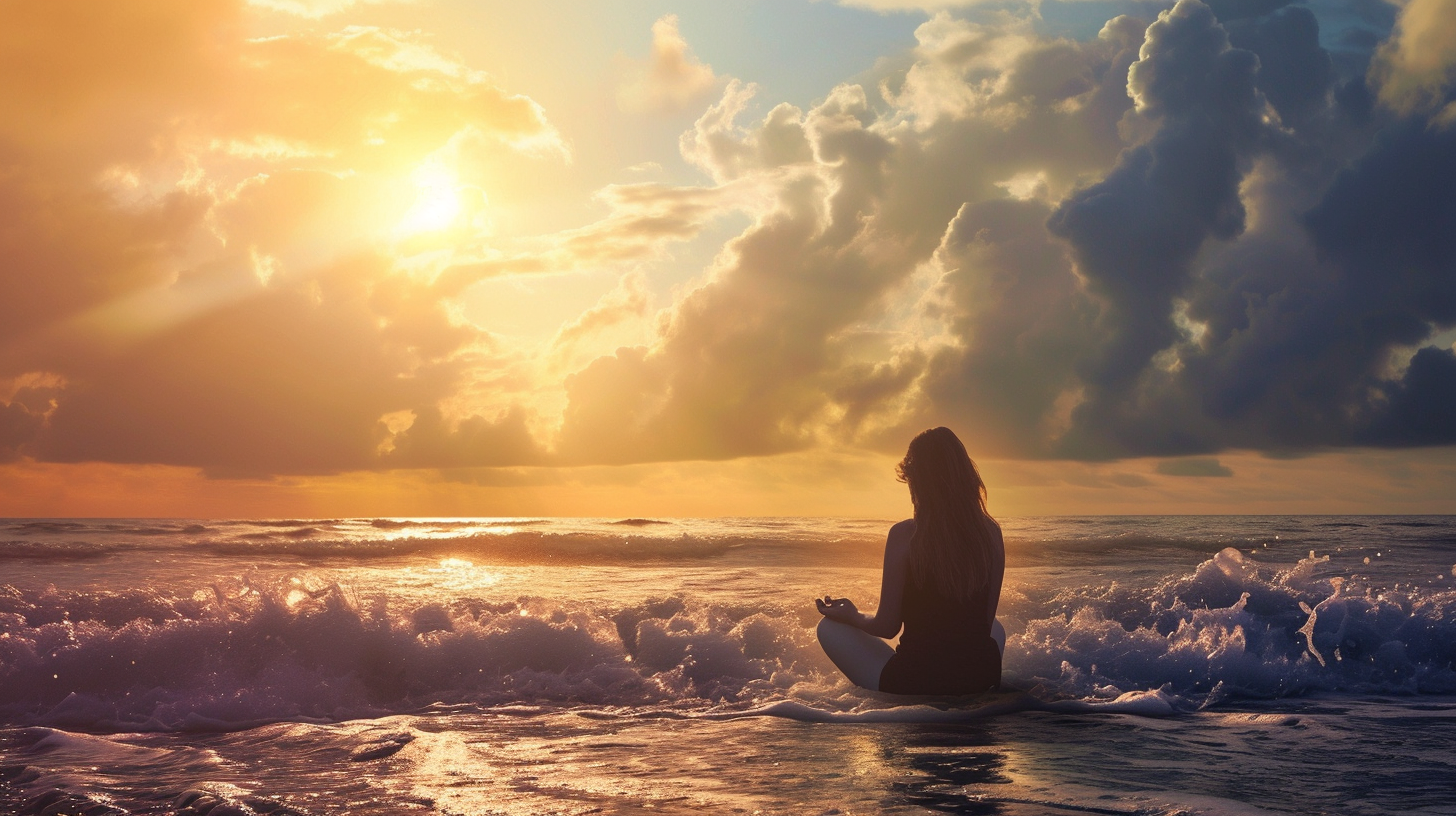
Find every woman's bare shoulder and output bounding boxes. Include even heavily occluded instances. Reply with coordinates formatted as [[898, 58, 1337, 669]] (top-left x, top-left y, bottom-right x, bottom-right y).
[[887, 518, 915, 547]]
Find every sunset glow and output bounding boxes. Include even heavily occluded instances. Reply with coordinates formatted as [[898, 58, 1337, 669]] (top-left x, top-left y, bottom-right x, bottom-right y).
[[1, 0, 1453, 517], [397, 164, 465, 237]]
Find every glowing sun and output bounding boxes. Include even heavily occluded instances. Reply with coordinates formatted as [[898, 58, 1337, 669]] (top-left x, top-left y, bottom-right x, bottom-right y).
[[396, 163, 463, 236]]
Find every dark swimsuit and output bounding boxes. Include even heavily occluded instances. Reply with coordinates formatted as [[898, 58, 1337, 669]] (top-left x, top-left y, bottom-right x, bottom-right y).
[[878, 560, 1003, 696]]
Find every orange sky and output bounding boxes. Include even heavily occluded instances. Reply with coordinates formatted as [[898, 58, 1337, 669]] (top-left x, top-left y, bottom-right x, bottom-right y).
[[1, 0, 1454, 517]]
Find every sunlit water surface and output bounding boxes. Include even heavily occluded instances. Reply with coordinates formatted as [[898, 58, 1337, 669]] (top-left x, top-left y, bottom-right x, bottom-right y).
[[2, 516, 1454, 814]]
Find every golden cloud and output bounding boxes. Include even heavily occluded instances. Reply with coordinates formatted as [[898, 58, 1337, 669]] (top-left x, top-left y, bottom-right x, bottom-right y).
[[0, 0, 564, 474], [618, 14, 720, 114]]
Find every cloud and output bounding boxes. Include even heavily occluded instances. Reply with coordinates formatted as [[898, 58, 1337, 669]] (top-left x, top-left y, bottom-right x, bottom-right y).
[[557, 183, 738, 263], [558, 81, 948, 464], [680, 81, 815, 183], [1370, 0, 1456, 115], [0, 1, 561, 475], [618, 15, 720, 114], [1155, 457, 1234, 476], [882, 11, 1047, 126], [4, 0, 1453, 487], [1224, 5, 1333, 128], [548, 271, 652, 369], [1046, 0, 1270, 456], [914, 197, 1096, 458], [381, 404, 545, 469], [430, 180, 745, 300], [558, 0, 1456, 467], [33, 254, 546, 476], [557, 8, 1148, 465], [1358, 347, 1456, 446], [0, 387, 50, 462]]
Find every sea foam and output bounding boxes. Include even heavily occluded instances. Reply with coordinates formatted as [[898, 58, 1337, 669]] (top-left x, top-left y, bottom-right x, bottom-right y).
[[2, 545, 1454, 732]]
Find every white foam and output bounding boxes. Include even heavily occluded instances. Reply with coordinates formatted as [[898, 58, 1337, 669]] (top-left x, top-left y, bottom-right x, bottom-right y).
[[2, 543, 1455, 732]]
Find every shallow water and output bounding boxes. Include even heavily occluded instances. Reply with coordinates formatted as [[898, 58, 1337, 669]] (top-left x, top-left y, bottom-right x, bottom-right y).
[[2, 516, 1454, 814]]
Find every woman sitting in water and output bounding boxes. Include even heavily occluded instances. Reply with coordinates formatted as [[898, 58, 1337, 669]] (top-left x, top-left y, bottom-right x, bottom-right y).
[[815, 426, 1006, 695]]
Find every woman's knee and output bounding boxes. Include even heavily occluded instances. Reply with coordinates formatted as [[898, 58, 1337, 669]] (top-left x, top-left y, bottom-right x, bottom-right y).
[[816, 617, 867, 662], [816, 615, 851, 646]]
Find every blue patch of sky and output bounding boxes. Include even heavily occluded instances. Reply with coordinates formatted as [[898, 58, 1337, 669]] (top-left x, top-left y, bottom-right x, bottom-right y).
[[674, 1, 922, 110]]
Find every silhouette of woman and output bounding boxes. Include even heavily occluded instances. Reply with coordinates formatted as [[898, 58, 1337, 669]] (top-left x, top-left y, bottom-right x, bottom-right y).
[[815, 427, 1006, 694]]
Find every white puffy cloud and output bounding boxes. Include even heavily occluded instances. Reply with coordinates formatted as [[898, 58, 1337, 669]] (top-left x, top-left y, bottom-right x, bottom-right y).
[[618, 14, 720, 113]]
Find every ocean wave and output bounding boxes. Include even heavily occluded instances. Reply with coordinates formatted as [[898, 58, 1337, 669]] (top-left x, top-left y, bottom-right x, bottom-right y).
[[0, 530, 789, 565], [0, 528, 1321, 569], [1003, 535, 1245, 566], [367, 519, 547, 530], [3, 516, 1452, 570], [7, 522, 90, 533], [200, 531, 754, 563], [1380, 520, 1441, 528], [0, 541, 116, 561], [1, 547, 1454, 733], [1011, 547, 1456, 702], [0, 575, 834, 732]]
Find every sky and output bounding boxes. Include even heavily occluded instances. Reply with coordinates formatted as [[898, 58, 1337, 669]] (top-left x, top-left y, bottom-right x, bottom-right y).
[[1, 0, 1454, 517]]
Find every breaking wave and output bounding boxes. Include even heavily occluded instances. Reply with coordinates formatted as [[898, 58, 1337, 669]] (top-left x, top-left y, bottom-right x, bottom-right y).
[[2, 546, 1454, 733]]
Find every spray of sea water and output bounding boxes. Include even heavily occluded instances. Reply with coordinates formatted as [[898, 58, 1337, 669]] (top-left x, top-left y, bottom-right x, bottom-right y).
[[1, 516, 1453, 814]]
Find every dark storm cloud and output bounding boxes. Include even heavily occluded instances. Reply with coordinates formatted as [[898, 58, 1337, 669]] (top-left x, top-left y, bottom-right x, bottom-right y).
[[1313, 116, 1456, 447], [1046, 0, 1270, 457], [1361, 347, 1456, 447], [1201, 0, 1296, 22], [1099, 93, 1456, 458], [1066, 1, 1455, 457], [864, 0, 1452, 463], [1225, 6, 1334, 129]]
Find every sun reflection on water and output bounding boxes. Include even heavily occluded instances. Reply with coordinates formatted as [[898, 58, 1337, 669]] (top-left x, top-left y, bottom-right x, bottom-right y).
[[420, 556, 501, 590]]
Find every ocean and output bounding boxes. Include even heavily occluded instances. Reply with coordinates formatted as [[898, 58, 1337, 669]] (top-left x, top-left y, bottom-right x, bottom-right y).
[[1, 516, 1453, 815]]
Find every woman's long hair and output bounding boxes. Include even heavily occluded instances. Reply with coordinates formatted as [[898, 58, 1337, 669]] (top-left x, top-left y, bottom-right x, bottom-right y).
[[896, 426, 996, 601]]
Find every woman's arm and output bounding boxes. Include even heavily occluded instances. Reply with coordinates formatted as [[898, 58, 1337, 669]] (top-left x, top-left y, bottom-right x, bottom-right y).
[[816, 519, 913, 639]]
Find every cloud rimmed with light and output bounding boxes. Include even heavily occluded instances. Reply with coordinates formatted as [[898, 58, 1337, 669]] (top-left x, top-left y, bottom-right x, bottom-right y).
[[1, 0, 1453, 480]]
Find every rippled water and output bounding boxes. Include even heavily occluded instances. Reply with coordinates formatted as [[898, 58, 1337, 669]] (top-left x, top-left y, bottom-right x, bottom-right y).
[[2, 516, 1453, 814]]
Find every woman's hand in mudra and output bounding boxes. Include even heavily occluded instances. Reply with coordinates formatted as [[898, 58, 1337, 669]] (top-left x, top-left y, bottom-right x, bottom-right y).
[[816, 596, 860, 624]]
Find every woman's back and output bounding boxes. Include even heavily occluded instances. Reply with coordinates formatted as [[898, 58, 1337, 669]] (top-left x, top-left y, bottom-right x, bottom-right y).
[[814, 426, 1005, 696], [879, 519, 1003, 695]]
